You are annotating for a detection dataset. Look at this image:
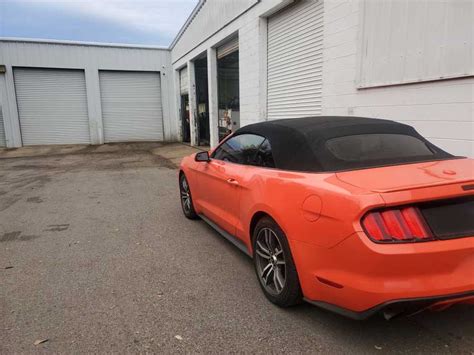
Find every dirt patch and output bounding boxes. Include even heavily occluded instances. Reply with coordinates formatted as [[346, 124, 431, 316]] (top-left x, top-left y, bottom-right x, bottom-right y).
[[0, 141, 166, 160], [0, 175, 51, 212], [152, 155, 178, 169], [0, 231, 22, 242], [45, 224, 70, 232], [1, 145, 179, 173], [27, 197, 43, 203], [18, 235, 41, 241], [0, 143, 198, 212], [0, 231, 41, 242], [6, 175, 52, 190], [10, 164, 58, 170]]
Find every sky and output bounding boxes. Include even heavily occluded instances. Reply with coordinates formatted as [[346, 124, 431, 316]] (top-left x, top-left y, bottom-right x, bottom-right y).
[[0, 0, 199, 46]]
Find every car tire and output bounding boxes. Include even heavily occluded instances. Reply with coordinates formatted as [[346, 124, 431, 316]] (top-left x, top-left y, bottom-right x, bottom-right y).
[[179, 173, 198, 220], [252, 217, 302, 307]]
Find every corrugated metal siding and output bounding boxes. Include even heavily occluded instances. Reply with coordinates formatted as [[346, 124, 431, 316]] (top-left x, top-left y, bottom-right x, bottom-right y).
[[0, 41, 170, 71], [267, 0, 324, 120], [99, 71, 164, 142], [0, 40, 175, 145], [0, 105, 6, 147], [180, 67, 189, 94], [14, 68, 91, 145], [217, 37, 239, 59]]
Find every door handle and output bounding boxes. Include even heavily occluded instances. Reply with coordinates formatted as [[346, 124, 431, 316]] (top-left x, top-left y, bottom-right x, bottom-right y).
[[226, 178, 239, 186]]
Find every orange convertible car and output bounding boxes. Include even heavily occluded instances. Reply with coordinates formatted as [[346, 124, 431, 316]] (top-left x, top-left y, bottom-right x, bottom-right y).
[[179, 116, 474, 319]]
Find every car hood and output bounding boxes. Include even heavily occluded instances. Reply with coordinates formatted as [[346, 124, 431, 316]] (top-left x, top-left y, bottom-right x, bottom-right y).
[[335, 158, 474, 193]]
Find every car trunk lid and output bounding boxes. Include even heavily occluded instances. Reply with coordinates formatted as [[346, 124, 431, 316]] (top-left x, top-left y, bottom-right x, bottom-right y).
[[336, 158, 474, 193]]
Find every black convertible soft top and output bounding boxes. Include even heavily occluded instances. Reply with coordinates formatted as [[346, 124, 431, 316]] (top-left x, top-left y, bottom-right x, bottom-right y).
[[233, 116, 454, 172]]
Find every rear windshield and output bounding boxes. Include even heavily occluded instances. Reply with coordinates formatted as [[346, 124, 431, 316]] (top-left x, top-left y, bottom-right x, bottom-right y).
[[326, 134, 434, 162]]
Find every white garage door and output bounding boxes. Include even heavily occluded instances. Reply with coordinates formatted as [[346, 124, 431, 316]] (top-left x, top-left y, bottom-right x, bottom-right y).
[[0, 105, 6, 147], [14, 68, 91, 145], [179, 67, 188, 95], [99, 71, 163, 142], [267, 0, 324, 120]]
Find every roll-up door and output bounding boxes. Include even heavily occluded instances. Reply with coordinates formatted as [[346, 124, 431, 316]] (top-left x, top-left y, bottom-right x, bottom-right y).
[[0, 105, 5, 147], [180, 67, 188, 94], [217, 36, 239, 59], [267, 0, 324, 120], [99, 71, 163, 142], [14, 68, 91, 145]]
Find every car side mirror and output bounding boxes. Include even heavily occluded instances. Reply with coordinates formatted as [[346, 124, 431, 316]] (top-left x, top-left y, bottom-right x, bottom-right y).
[[195, 151, 210, 162]]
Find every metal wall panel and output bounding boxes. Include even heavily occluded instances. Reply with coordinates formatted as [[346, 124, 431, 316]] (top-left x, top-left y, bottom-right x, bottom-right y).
[[267, 0, 324, 120], [0, 40, 169, 71], [14, 68, 91, 145], [99, 71, 164, 142], [0, 105, 5, 147], [358, 0, 473, 87], [179, 67, 189, 94], [0, 39, 176, 145]]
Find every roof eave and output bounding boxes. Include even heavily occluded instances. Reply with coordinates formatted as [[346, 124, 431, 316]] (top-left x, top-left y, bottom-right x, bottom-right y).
[[0, 37, 169, 50]]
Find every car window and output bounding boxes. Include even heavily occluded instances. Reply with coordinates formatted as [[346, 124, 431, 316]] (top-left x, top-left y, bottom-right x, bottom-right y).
[[252, 139, 275, 168], [325, 134, 434, 162], [212, 134, 265, 165]]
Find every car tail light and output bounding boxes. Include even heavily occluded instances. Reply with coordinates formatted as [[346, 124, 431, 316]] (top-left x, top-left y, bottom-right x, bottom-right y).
[[362, 206, 433, 243]]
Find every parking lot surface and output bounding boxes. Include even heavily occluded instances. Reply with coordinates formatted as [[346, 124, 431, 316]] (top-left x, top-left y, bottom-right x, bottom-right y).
[[0, 143, 473, 353]]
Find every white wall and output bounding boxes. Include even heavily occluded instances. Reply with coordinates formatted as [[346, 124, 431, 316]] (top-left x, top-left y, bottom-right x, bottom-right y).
[[321, 0, 474, 157], [0, 74, 12, 147], [2, 2, 470, 154], [172, 0, 473, 156], [171, 0, 259, 62], [0, 102, 6, 147], [358, 0, 473, 88], [0, 39, 176, 147], [171, 0, 295, 146]]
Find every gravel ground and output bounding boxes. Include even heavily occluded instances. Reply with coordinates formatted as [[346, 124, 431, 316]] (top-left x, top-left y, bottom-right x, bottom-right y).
[[0, 143, 473, 354]]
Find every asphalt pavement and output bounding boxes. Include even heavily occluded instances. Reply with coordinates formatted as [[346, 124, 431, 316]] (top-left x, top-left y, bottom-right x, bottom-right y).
[[0, 143, 472, 353]]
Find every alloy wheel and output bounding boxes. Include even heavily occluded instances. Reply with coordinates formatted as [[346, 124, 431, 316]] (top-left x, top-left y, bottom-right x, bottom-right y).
[[180, 176, 191, 213], [255, 227, 287, 295]]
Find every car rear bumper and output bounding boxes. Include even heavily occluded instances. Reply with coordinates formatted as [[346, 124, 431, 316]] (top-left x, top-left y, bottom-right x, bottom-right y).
[[304, 291, 474, 320], [290, 232, 474, 318]]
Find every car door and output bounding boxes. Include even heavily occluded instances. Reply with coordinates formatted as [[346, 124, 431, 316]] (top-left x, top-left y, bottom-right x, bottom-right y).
[[193, 134, 266, 236]]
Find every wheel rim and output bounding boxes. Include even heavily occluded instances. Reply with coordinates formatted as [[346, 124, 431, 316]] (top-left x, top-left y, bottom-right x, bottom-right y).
[[180, 176, 191, 213], [255, 227, 286, 295]]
